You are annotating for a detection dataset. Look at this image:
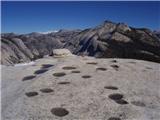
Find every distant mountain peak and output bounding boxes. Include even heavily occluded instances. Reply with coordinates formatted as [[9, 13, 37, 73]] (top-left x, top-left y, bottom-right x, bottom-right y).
[[103, 20, 116, 24]]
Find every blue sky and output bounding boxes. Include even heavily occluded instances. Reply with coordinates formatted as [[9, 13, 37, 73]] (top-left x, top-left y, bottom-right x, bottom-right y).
[[2, 1, 160, 33]]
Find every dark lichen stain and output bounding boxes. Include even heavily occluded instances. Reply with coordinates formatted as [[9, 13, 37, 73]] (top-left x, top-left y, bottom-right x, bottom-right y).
[[82, 75, 92, 78], [41, 64, 54, 69], [110, 64, 119, 71], [104, 86, 118, 90], [108, 93, 123, 100], [58, 82, 70, 85], [71, 70, 81, 73], [96, 67, 107, 71], [110, 60, 117, 63], [86, 62, 98, 65], [53, 72, 66, 77], [108, 117, 121, 120], [62, 66, 77, 70], [115, 99, 128, 105], [22, 75, 36, 81], [51, 107, 69, 117], [25, 92, 38, 97], [34, 69, 48, 74], [40, 88, 54, 93]]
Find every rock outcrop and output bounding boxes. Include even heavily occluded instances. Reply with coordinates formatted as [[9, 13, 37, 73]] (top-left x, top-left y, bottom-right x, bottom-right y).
[[1, 36, 34, 65], [65, 21, 160, 63], [1, 21, 160, 65], [52, 49, 73, 57]]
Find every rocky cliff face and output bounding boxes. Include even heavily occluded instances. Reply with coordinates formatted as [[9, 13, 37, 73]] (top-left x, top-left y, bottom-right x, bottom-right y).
[[1, 21, 160, 65], [1, 30, 80, 65], [154, 30, 160, 39], [65, 21, 160, 63]]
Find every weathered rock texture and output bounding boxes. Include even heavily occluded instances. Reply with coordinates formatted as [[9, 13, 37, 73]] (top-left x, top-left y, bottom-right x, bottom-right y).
[[1, 56, 160, 120], [1, 21, 160, 65]]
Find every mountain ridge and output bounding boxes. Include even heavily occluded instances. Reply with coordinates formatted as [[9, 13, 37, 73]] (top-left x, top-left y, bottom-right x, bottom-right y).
[[1, 20, 160, 65]]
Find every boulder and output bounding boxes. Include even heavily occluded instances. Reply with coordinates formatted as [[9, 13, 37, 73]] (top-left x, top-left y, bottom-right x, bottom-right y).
[[52, 49, 73, 57]]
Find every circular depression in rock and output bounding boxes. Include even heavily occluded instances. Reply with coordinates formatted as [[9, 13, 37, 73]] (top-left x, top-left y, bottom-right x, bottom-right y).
[[51, 107, 69, 117], [40, 88, 54, 93], [96, 67, 107, 71], [104, 86, 118, 90], [34, 69, 48, 74], [22, 75, 36, 81], [25, 92, 38, 97], [108, 117, 121, 120], [62, 66, 77, 70], [115, 99, 128, 105], [71, 70, 81, 73], [82, 75, 92, 79], [53, 72, 66, 77], [41, 64, 54, 68], [58, 82, 71, 85], [108, 93, 123, 100], [86, 62, 98, 65], [131, 101, 146, 107]]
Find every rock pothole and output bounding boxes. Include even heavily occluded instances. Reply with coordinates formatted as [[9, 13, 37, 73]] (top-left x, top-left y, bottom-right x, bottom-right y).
[[110, 64, 119, 71], [86, 62, 98, 65], [53, 72, 66, 77], [82, 75, 92, 78], [41, 64, 54, 69], [22, 75, 36, 81], [62, 66, 77, 70], [58, 82, 71, 85], [104, 86, 118, 90], [108, 117, 121, 120], [25, 92, 38, 97], [131, 101, 146, 107], [51, 107, 69, 117], [40, 88, 54, 93], [96, 67, 107, 71], [34, 69, 48, 74], [71, 70, 81, 73], [108, 93, 123, 100]]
